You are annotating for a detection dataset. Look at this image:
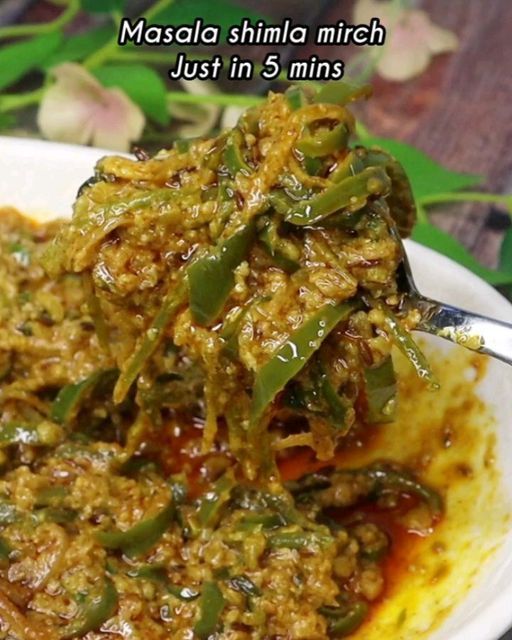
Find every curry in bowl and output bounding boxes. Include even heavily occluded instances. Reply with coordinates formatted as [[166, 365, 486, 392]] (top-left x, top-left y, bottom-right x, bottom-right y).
[[0, 83, 502, 639]]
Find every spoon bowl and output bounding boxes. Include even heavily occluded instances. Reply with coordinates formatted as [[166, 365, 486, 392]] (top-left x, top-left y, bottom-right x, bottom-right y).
[[394, 226, 512, 366]]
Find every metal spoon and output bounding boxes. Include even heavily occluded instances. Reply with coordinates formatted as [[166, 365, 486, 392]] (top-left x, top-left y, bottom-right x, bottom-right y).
[[394, 231, 512, 366]]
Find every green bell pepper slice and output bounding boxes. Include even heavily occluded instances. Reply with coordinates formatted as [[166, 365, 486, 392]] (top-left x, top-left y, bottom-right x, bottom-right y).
[[266, 529, 334, 550], [314, 80, 372, 106], [128, 565, 200, 601], [297, 123, 350, 158], [285, 85, 308, 111], [188, 222, 256, 326], [250, 301, 358, 426], [365, 465, 443, 517], [359, 147, 417, 237], [51, 369, 118, 424], [60, 578, 118, 639], [35, 507, 78, 525], [258, 217, 300, 273], [96, 499, 176, 557], [283, 167, 391, 226], [114, 278, 188, 403], [329, 149, 366, 184], [376, 303, 438, 389], [314, 356, 350, 432], [196, 472, 236, 529], [363, 356, 397, 423], [236, 512, 285, 532], [319, 601, 369, 637], [220, 306, 247, 359], [193, 581, 225, 640], [224, 129, 252, 178], [289, 463, 442, 517]]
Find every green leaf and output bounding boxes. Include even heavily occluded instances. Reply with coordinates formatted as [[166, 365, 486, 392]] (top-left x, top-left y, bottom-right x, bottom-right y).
[[0, 32, 62, 91], [41, 25, 114, 70], [363, 137, 482, 202], [81, 0, 125, 13], [153, 0, 264, 38], [412, 222, 512, 286], [499, 227, 512, 275], [93, 64, 169, 126], [0, 113, 15, 131]]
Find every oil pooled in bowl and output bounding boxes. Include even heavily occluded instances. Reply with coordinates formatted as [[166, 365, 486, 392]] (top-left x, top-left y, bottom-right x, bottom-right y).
[[347, 345, 509, 638]]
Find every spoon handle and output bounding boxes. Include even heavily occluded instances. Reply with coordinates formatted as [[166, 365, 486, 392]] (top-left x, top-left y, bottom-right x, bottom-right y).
[[414, 297, 512, 366]]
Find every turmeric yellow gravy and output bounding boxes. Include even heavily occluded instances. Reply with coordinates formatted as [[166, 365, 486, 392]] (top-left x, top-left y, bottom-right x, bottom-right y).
[[345, 348, 508, 638]]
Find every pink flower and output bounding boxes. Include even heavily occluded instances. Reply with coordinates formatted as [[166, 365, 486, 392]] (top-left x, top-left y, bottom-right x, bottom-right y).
[[354, 0, 459, 82], [37, 63, 145, 151]]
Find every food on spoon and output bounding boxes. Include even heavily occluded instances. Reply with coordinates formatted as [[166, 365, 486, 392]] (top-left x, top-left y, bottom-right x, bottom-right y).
[[44, 81, 430, 476]]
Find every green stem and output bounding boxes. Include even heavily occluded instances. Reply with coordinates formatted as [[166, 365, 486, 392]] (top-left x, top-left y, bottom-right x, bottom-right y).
[[355, 120, 371, 140], [167, 92, 264, 108], [416, 202, 428, 224], [84, 0, 175, 69], [0, 88, 44, 113], [0, 0, 80, 40], [111, 50, 213, 65], [420, 191, 512, 216]]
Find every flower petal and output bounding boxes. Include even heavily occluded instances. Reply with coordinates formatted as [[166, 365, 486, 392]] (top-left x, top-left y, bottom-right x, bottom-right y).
[[377, 38, 431, 81], [375, 9, 458, 81], [169, 79, 220, 138], [90, 89, 145, 152], [221, 105, 245, 130], [425, 23, 459, 54], [37, 63, 98, 145], [353, 0, 395, 27], [37, 63, 145, 151]]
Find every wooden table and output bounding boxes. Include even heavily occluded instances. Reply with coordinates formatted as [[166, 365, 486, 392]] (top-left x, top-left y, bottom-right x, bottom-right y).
[[307, 0, 512, 275]]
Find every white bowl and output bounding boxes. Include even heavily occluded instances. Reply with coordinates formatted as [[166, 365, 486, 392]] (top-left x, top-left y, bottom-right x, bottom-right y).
[[1, 136, 511, 640]]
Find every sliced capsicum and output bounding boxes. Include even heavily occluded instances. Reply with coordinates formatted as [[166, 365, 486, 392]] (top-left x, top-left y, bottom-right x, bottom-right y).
[[319, 601, 369, 637], [51, 369, 118, 424], [250, 301, 358, 426], [188, 222, 256, 326], [96, 499, 176, 557], [193, 581, 225, 640], [314, 80, 372, 106], [60, 578, 118, 639], [363, 355, 397, 423], [114, 278, 188, 403], [283, 167, 391, 226]]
